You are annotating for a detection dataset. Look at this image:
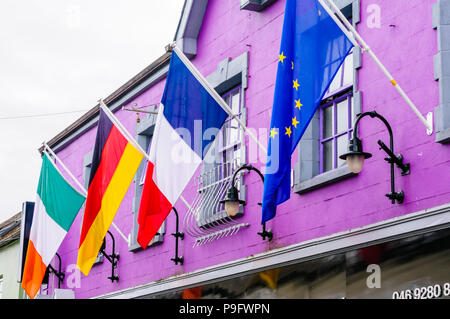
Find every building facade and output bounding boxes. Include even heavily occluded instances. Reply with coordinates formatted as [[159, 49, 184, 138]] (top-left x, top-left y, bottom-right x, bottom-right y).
[[0, 213, 26, 299], [34, 0, 450, 299]]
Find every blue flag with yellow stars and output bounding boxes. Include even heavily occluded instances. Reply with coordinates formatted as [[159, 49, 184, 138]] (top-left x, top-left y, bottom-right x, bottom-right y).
[[262, 0, 353, 224]]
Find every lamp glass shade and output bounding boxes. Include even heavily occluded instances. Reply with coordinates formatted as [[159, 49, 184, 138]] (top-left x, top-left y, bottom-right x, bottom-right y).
[[225, 200, 240, 217], [346, 154, 365, 174]]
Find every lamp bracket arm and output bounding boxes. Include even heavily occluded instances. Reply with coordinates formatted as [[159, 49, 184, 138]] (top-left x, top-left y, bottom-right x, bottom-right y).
[[231, 164, 265, 188], [353, 111, 394, 150]]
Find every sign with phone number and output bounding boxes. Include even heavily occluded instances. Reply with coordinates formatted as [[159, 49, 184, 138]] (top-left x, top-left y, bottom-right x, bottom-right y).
[[393, 283, 450, 299]]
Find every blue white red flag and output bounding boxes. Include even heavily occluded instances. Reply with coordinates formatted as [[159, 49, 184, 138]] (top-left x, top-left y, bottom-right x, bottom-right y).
[[137, 49, 229, 248]]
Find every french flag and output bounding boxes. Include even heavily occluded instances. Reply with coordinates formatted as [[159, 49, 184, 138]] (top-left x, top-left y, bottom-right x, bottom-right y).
[[137, 49, 229, 249]]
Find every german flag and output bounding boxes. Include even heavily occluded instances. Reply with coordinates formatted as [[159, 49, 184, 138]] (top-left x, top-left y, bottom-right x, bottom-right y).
[[77, 108, 143, 276]]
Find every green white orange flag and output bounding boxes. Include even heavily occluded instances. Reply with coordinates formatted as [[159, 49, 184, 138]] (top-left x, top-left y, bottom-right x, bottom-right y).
[[22, 153, 85, 299]]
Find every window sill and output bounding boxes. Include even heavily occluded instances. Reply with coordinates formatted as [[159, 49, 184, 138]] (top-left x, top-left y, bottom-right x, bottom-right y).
[[294, 165, 357, 194], [197, 208, 244, 229], [240, 0, 277, 12], [436, 127, 450, 144], [128, 233, 164, 252]]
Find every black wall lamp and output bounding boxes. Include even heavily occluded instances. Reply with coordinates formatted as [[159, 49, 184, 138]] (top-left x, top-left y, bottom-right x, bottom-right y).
[[220, 164, 273, 241], [339, 110, 410, 204]]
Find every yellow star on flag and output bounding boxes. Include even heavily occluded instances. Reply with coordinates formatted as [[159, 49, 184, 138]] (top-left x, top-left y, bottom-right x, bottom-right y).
[[285, 126, 292, 138], [269, 127, 278, 139], [293, 79, 300, 90], [291, 61, 294, 70], [279, 52, 286, 64], [292, 117, 300, 128], [295, 99, 303, 110]]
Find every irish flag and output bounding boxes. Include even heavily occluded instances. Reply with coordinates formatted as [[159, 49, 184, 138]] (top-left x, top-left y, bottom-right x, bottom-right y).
[[22, 153, 85, 299]]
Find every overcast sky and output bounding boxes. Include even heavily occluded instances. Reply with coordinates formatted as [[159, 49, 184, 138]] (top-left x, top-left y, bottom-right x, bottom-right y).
[[0, 1, 184, 223]]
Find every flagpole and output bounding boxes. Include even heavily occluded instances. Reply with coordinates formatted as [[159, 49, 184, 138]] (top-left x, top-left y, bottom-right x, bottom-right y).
[[321, 0, 433, 135], [171, 45, 268, 154], [42, 142, 130, 245]]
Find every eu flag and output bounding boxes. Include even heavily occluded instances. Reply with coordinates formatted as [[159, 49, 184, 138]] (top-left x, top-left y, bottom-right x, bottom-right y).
[[262, 0, 353, 224]]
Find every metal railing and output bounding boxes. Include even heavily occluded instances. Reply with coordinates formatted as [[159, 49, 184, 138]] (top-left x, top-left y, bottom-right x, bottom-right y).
[[183, 158, 249, 247]]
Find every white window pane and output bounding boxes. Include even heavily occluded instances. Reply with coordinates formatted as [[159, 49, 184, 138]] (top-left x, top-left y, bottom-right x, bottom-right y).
[[337, 135, 348, 167], [342, 52, 354, 87], [229, 119, 239, 145], [351, 95, 355, 126], [222, 121, 229, 148], [139, 140, 152, 185], [224, 95, 231, 107], [337, 99, 349, 133], [327, 66, 342, 93], [234, 148, 241, 163], [323, 106, 334, 138], [323, 140, 333, 172], [231, 91, 240, 115]]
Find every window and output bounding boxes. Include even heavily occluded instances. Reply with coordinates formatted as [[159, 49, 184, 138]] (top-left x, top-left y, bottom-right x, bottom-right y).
[[183, 52, 249, 244], [197, 86, 245, 227], [320, 51, 354, 173], [219, 86, 243, 173], [320, 92, 354, 173], [82, 150, 103, 264], [130, 109, 165, 252], [294, 0, 362, 194], [433, 0, 450, 143], [139, 140, 152, 185]]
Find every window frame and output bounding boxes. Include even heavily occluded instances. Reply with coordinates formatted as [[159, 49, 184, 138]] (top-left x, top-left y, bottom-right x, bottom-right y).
[[139, 139, 152, 186], [129, 108, 165, 252], [197, 85, 245, 228], [433, 0, 450, 144], [319, 89, 354, 173], [192, 52, 249, 230], [218, 86, 244, 172], [0, 275, 3, 299], [82, 150, 104, 264]]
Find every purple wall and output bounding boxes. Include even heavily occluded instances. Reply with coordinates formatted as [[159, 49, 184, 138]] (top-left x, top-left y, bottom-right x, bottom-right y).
[[49, 0, 450, 298]]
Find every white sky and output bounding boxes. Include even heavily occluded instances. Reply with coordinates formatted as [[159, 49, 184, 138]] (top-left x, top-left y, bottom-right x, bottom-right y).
[[0, 1, 185, 223]]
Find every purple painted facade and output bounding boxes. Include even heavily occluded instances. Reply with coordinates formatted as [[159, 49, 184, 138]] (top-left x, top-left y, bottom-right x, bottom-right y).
[[44, 0, 450, 298]]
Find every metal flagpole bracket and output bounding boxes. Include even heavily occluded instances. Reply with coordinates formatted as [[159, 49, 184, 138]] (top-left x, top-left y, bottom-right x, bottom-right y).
[[47, 253, 65, 288], [100, 231, 120, 283], [122, 103, 159, 123], [257, 203, 273, 241], [165, 41, 176, 52], [426, 112, 433, 136], [171, 207, 184, 265]]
